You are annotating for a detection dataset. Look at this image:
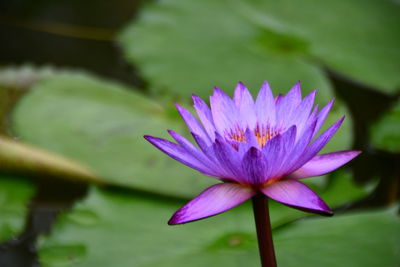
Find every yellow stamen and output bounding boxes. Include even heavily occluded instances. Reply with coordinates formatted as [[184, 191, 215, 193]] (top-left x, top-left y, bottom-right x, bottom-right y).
[[254, 125, 279, 147], [227, 125, 280, 149]]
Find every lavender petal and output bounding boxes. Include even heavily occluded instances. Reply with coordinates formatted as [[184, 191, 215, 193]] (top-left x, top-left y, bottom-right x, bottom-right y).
[[168, 183, 255, 224]]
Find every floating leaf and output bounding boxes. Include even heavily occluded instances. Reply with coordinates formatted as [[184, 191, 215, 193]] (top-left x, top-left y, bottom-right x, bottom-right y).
[[118, 0, 333, 100], [12, 72, 215, 198], [238, 0, 400, 94], [370, 100, 400, 153], [38, 186, 397, 267], [119, 0, 400, 97], [275, 207, 400, 267], [0, 176, 35, 243]]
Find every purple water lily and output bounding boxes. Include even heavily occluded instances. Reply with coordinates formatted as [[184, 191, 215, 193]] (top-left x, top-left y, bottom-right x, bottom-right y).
[[145, 81, 360, 225]]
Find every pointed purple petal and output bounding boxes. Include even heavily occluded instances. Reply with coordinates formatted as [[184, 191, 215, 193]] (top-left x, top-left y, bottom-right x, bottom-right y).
[[191, 132, 209, 152], [191, 132, 233, 180], [261, 180, 332, 215], [168, 130, 221, 176], [234, 82, 255, 107], [210, 87, 240, 135], [242, 147, 268, 185], [282, 119, 317, 171], [255, 81, 276, 126], [313, 99, 334, 137], [289, 90, 317, 131], [297, 104, 318, 139], [176, 104, 212, 145], [276, 81, 302, 123], [192, 94, 216, 141], [168, 183, 255, 224], [213, 137, 245, 183], [234, 82, 257, 129], [144, 135, 215, 176], [262, 125, 297, 180], [290, 150, 361, 179], [288, 116, 345, 173]]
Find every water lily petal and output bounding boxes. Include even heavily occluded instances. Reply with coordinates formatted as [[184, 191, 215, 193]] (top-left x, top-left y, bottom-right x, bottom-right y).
[[176, 104, 212, 145], [242, 147, 268, 185], [276, 81, 302, 123], [168, 183, 255, 224], [168, 130, 221, 176], [297, 104, 318, 139], [289, 116, 345, 173], [290, 90, 317, 132], [192, 94, 216, 141], [234, 82, 257, 129], [191, 132, 233, 180], [262, 125, 297, 180], [278, 120, 316, 176], [261, 180, 332, 215], [313, 99, 334, 137], [213, 137, 245, 183], [210, 87, 240, 135], [144, 135, 215, 176], [290, 150, 361, 179], [255, 81, 276, 126]]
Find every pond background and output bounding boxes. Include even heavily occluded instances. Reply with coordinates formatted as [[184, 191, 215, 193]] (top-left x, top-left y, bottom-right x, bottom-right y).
[[0, 0, 399, 266]]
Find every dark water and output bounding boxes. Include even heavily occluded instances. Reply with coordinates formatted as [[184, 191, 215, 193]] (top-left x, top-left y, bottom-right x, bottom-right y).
[[0, 1, 399, 266]]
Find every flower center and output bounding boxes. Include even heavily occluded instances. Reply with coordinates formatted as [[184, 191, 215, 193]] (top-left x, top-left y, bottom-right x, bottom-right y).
[[254, 125, 280, 147], [227, 125, 280, 148]]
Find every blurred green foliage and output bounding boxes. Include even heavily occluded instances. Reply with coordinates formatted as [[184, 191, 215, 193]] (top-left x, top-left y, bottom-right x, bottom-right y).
[[0, 0, 399, 266], [0, 176, 34, 243], [371, 100, 400, 153], [39, 176, 387, 267]]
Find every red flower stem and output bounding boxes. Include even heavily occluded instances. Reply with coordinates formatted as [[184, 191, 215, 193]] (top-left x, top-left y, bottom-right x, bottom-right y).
[[252, 194, 277, 267]]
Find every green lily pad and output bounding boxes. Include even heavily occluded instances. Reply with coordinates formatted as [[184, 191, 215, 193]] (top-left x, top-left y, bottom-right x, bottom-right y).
[[370, 100, 400, 153], [12, 72, 215, 198], [0, 176, 35, 243], [119, 0, 400, 97], [239, 0, 400, 94], [118, 0, 332, 101], [275, 207, 400, 267], [38, 185, 396, 267]]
